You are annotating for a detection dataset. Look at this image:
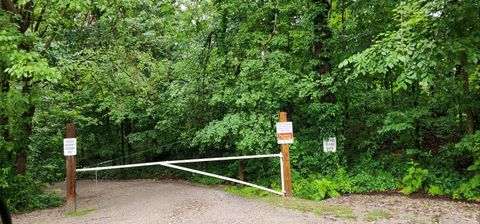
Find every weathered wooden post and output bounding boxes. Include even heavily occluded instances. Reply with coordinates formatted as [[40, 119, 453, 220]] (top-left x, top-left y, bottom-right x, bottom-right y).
[[239, 161, 245, 181], [278, 112, 293, 197], [65, 123, 76, 213]]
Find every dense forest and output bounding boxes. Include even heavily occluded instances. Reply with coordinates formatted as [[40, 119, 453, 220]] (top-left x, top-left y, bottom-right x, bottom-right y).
[[0, 0, 479, 211]]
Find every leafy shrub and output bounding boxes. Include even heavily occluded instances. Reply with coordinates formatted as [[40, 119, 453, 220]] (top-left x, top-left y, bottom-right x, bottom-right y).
[[348, 171, 401, 193], [453, 175, 480, 201], [0, 174, 63, 212], [401, 162, 428, 195], [454, 131, 480, 172], [427, 185, 444, 196], [330, 168, 355, 193], [451, 132, 480, 201], [0, 168, 10, 189], [293, 176, 340, 200]]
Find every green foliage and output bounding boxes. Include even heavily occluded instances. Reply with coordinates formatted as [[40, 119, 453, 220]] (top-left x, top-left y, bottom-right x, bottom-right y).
[[427, 185, 444, 196], [455, 132, 480, 173], [0, 174, 63, 212], [450, 132, 480, 200], [349, 171, 402, 193], [402, 162, 429, 195], [1, 0, 480, 212], [453, 175, 480, 201], [0, 168, 10, 189], [189, 175, 225, 185], [293, 176, 340, 200]]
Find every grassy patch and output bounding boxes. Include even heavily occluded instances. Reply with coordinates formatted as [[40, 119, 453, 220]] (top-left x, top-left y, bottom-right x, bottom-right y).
[[225, 186, 271, 199], [265, 196, 357, 220], [225, 186, 357, 220], [68, 209, 96, 217], [364, 210, 391, 222], [313, 204, 357, 220]]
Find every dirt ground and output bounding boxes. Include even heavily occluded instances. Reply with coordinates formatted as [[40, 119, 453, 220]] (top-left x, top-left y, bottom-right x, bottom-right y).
[[13, 180, 480, 224]]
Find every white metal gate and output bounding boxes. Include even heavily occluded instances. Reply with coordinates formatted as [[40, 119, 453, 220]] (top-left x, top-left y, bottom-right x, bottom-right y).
[[77, 153, 286, 196]]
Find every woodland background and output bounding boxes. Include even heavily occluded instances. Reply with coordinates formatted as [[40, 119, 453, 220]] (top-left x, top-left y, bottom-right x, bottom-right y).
[[0, 0, 479, 211]]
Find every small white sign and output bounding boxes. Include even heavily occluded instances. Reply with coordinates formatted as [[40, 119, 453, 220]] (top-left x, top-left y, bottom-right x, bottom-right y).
[[323, 137, 336, 152], [276, 122, 294, 144], [64, 138, 77, 156]]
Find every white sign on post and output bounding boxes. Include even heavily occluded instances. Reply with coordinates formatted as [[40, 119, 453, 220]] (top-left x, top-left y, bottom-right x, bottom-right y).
[[276, 122, 294, 144], [323, 137, 336, 152], [64, 138, 77, 156]]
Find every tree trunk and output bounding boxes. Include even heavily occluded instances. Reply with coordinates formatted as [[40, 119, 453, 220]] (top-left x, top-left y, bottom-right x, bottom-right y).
[[460, 52, 475, 134], [312, 0, 336, 103], [343, 96, 349, 136], [125, 119, 133, 164], [2, 0, 62, 174], [0, 71, 10, 150], [15, 151, 27, 174], [16, 76, 35, 174]]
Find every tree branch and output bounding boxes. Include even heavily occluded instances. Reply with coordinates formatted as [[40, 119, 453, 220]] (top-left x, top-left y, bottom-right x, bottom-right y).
[[262, 0, 279, 48], [20, 1, 34, 33], [34, 1, 48, 32]]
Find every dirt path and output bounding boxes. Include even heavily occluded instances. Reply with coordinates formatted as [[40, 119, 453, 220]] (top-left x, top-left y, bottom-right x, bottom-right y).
[[13, 180, 479, 224]]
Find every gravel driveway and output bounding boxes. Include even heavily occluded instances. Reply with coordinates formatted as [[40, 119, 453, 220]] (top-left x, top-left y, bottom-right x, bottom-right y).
[[13, 180, 479, 224]]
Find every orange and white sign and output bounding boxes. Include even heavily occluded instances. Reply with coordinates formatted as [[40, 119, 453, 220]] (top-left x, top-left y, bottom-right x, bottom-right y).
[[276, 122, 293, 144]]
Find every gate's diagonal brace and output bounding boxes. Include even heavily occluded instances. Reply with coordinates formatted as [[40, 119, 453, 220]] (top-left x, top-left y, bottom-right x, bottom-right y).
[[159, 162, 284, 195]]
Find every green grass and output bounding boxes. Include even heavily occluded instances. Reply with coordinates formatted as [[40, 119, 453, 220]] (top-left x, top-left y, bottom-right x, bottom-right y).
[[313, 204, 357, 220], [225, 186, 270, 199], [68, 209, 96, 217], [364, 210, 391, 222], [225, 186, 357, 220]]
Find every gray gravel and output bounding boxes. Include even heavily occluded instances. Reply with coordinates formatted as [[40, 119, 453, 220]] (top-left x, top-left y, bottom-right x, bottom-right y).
[[12, 180, 480, 224], [13, 180, 325, 224]]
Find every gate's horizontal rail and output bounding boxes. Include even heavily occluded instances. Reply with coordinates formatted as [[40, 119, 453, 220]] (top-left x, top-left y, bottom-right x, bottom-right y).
[[77, 160, 165, 172], [76, 153, 281, 172]]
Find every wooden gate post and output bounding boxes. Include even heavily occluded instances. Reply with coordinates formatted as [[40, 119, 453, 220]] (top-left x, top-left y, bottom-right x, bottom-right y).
[[279, 112, 293, 197], [65, 123, 76, 213], [239, 160, 245, 181]]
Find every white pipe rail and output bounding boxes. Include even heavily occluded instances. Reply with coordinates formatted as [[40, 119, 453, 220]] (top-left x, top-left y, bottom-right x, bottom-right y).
[[77, 153, 285, 196], [77, 160, 169, 172], [77, 154, 281, 172]]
